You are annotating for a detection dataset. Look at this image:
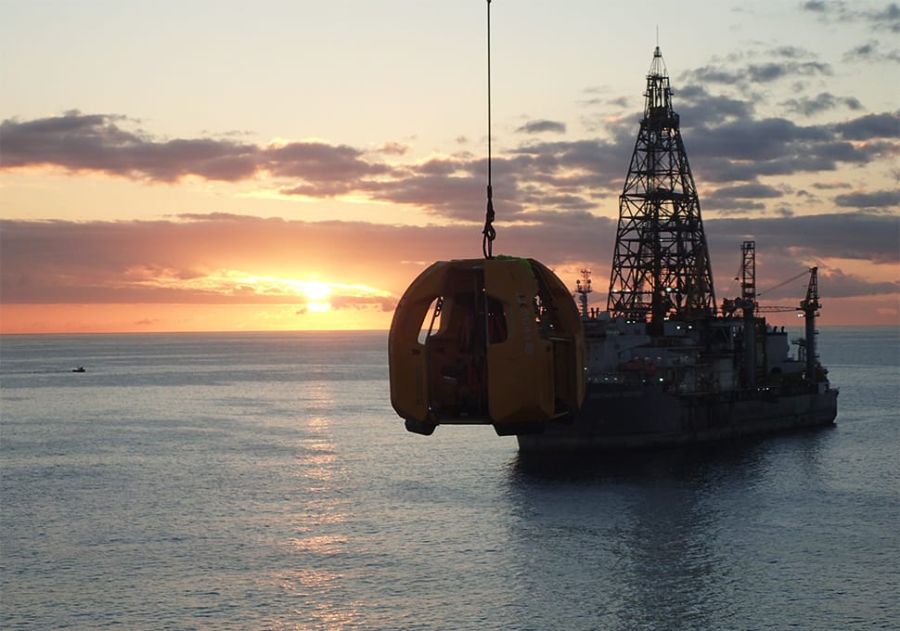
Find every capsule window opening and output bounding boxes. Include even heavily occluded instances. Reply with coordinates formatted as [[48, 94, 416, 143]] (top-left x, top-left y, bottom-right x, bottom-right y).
[[417, 267, 492, 420], [429, 291, 508, 351], [420, 288, 506, 418], [417, 297, 444, 345], [486, 295, 508, 344]]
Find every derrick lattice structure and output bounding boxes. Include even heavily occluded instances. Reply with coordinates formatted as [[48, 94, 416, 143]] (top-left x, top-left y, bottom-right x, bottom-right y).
[[740, 240, 756, 304], [607, 47, 716, 327]]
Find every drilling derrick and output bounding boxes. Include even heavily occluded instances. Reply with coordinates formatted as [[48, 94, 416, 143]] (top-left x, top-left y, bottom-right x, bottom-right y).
[[607, 47, 716, 329]]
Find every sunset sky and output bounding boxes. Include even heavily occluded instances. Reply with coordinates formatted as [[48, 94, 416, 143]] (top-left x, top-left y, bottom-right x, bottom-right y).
[[1, 0, 898, 333]]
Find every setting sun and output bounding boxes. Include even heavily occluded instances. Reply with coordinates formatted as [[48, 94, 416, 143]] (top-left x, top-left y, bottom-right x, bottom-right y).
[[252, 276, 335, 313], [299, 280, 332, 301], [303, 279, 333, 313]]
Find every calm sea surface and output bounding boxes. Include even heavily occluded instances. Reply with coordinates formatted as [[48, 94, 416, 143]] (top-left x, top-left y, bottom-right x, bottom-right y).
[[1, 328, 898, 630]]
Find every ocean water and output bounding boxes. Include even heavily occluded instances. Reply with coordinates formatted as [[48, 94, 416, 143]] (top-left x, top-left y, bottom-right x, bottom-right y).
[[1, 328, 898, 630]]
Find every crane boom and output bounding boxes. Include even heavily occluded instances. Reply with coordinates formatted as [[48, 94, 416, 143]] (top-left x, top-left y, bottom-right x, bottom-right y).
[[799, 267, 821, 384]]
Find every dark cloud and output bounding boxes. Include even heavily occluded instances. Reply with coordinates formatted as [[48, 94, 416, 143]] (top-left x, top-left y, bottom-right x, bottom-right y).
[[871, 2, 900, 32], [675, 84, 754, 124], [781, 92, 863, 116], [0, 112, 609, 218], [705, 212, 900, 264], [515, 119, 567, 134], [757, 266, 898, 301], [709, 183, 784, 199], [4, 106, 899, 221], [687, 118, 828, 161], [774, 205, 796, 218], [702, 183, 784, 211], [521, 192, 594, 212], [508, 137, 631, 191], [262, 142, 389, 179], [844, 41, 878, 62], [703, 199, 767, 214], [843, 40, 900, 63], [0, 112, 395, 194], [834, 190, 900, 208], [801, 1, 900, 33], [265, 141, 392, 196], [832, 111, 900, 140], [813, 268, 899, 298], [750, 61, 832, 82], [677, 109, 899, 186], [685, 67, 741, 85], [772, 45, 814, 59], [0, 112, 260, 182], [703, 183, 783, 213], [683, 60, 832, 86], [367, 172, 498, 220], [640, 82, 880, 189], [361, 141, 616, 219], [812, 182, 852, 190]]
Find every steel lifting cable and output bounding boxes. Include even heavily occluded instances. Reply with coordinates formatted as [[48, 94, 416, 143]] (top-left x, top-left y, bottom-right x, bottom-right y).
[[758, 269, 810, 298], [482, 0, 496, 259]]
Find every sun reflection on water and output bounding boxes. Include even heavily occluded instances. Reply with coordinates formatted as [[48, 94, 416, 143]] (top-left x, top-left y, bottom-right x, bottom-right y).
[[269, 408, 364, 628], [268, 569, 362, 630], [287, 534, 349, 555]]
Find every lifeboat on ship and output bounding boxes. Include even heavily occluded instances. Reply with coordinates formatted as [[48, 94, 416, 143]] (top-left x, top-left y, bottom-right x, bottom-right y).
[[389, 257, 585, 436]]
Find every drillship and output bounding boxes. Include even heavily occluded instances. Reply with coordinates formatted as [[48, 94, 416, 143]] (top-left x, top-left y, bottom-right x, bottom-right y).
[[518, 47, 838, 451], [389, 46, 838, 450]]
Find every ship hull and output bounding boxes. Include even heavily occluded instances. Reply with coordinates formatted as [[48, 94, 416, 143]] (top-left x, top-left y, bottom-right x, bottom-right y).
[[517, 384, 838, 452]]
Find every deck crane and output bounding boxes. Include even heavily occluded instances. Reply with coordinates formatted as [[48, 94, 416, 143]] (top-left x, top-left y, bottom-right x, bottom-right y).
[[799, 267, 821, 385], [722, 241, 823, 387], [757, 263, 821, 384]]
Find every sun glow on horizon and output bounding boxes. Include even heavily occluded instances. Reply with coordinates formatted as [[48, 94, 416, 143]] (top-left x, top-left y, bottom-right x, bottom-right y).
[[298, 280, 332, 312], [125, 268, 391, 303]]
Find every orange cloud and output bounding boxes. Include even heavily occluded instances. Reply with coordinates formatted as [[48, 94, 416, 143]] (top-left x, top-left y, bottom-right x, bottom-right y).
[[1, 212, 898, 333]]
